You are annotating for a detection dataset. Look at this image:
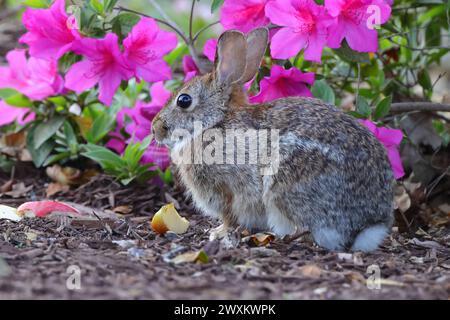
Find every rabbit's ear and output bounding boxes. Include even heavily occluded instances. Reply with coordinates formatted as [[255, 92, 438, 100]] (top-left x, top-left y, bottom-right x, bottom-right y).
[[215, 30, 247, 85], [240, 28, 268, 84]]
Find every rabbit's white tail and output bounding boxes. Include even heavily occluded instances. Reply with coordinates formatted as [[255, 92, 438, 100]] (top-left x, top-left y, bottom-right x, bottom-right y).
[[351, 224, 389, 252]]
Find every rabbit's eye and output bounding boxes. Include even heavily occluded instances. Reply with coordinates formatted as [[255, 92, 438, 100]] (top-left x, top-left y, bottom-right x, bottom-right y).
[[177, 94, 193, 109]]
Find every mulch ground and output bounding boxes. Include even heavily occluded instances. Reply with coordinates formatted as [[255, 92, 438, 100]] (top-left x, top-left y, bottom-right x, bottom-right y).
[[0, 167, 449, 300]]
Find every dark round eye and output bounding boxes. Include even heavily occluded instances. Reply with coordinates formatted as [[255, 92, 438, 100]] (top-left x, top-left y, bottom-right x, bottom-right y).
[[177, 94, 193, 109]]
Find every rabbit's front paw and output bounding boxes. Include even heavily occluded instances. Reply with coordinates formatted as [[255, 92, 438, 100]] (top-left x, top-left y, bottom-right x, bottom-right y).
[[209, 223, 229, 241]]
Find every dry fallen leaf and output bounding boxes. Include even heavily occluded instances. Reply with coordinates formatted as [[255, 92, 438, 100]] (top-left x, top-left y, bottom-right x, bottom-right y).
[[171, 250, 209, 265], [0, 131, 30, 161], [25, 232, 38, 242], [394, 185, 411, 213], [113, 205, 133, 215], [242, 232, 276, 247], [378, 278, 405, 287], [0, 205, 22, 222], [46, 165, 98, 186], [299, 264, 323, 278], [0, 180, 14, 193], [46, 182, 70, 197], [151, 203, 190, 235], [3, 182, 33, 198]]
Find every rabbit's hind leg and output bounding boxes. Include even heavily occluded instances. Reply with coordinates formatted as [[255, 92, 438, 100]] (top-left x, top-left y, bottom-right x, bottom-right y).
[[263, 194, 298, 237]]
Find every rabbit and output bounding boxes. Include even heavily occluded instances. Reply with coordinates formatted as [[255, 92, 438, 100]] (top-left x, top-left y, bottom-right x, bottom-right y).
[[152, 27, 395, 252]]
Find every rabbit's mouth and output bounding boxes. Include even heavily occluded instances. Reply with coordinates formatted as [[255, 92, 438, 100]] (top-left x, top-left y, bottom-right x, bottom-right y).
[[152, 118, 170, 143]]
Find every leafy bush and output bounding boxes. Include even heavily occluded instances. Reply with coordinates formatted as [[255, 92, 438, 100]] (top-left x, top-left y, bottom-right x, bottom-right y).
[[0, 0, 449, 185]]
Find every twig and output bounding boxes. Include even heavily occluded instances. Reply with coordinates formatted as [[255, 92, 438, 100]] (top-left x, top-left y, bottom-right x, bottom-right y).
[[192, 21, 220, 43], [148, 0, 182, 36], [189, 0, 196, 43], [390, 102, 450, 113], [355, 63, 361, 105], [114, 6, 189, 44], [117, 3, 211, 74]]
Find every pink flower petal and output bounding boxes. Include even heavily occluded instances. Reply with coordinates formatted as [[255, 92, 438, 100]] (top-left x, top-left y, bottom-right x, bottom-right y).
[[124, 17, 177, 83], [270, 28, 307, 59], [65, 60, 99, 94], [20, 0, 80, 60], [220, 0, 270, 33], [0, 101, 34, 126], [203, 39, 218, 62]]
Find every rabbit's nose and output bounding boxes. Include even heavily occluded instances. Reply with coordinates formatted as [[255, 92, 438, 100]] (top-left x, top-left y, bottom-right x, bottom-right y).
[[152, 118, 169, 142]]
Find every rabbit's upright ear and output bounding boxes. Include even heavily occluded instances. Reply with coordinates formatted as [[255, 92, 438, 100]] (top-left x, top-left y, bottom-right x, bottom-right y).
[[240, 28, 268, 84], [215, 30, 247, 85]]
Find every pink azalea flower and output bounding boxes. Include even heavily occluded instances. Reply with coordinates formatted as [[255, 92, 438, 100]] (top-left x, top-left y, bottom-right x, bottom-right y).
[[182, 55, 200, 82], [123, 18, 177, 83], [203, 39, 218, 62], [65, 33, 133, 106], [20, 0, 80, 60], [142, 145, 171, 170], [266, 0, 335, 62], [140, 82, 172, 122], [360, 120, 405, 179], [250, 65, 314, 103], [220, 0, 270, 33], [0, 101, 35, 126], [182, 40, 217, 82], [0, 49, 63, 100], [107, 82, 172, 170], [325, 0, 392, 52], [105, 131, 127, 155]]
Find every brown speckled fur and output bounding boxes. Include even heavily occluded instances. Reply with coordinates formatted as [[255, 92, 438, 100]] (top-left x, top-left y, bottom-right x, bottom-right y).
[[152, 29, 394, 252]]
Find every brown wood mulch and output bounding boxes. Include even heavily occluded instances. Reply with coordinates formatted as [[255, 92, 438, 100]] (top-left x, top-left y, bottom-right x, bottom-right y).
[[0, 170, 449, 300]]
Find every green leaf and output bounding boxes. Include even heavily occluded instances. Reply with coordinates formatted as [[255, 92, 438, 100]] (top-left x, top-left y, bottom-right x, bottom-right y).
[[104, 0, 119, 13], [82, 144, 124, 167], [373, 95, 392, 120], [356, 96, 372, 118], [86, 112, 116, 144], [333, 41, 370, 64], [43, 152, 72, 167], [164, 42, 188, 65], [418, 69, 433, 91], [63, 121, 78, 154], [159, 168, 173, 185], [0, 155, 14, 173], [27, 126, 55, 168], [0, 88, 20, 100], [48, 96, 67, 107], [90, 0, 104, 14], [211, 0, 224, 13], [4, 94, 32, 108], [33, 116, 65, 149], [112, 13, 140, 40], [120, 177, 135, 186], [22, 0, 51, 8], [311, 80, 335, 104]]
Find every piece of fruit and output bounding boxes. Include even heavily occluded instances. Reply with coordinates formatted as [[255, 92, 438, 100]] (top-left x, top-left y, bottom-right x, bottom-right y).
[[171, 250, 209, 265], [17, 201, 80, 218], [0, 205, 22, 222], [151, 203, 189, 235]]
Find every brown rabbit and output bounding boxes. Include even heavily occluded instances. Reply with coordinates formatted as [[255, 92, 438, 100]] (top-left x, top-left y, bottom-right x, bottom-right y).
[[152, 28, 394, 252]]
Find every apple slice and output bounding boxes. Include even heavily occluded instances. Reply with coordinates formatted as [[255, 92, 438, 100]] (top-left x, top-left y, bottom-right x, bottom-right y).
[[17, 201, 80, 218], [0, 205, 22, 222], [151, 203, 189, 235]]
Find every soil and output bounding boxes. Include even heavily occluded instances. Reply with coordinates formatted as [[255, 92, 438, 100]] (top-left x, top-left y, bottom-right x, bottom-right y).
[[0, 168, 449, 300]]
